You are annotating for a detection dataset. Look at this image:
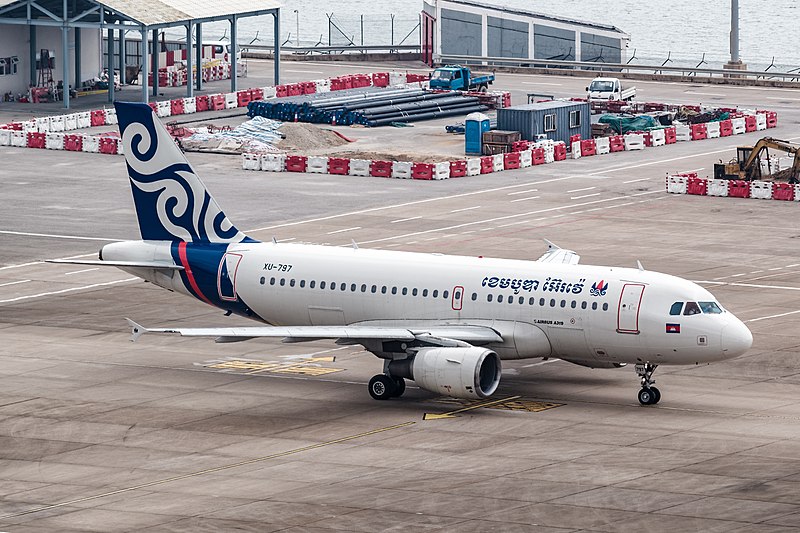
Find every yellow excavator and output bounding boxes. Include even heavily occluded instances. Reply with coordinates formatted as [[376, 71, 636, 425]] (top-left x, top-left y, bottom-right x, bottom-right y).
[[714, 137, 800, 183]]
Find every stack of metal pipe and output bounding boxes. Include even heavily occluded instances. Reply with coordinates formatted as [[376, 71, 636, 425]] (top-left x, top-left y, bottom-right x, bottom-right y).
[[246, 87, 489, 127]]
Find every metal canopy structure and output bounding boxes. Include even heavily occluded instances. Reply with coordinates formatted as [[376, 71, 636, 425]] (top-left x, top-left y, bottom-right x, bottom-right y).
[[0, 0, 281, 108]]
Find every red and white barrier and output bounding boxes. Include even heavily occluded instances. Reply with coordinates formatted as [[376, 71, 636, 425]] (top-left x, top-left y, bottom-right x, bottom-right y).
[[466, 158, 481, 176], [261, 153, 285, 172], [242, 153, 261, 170], [492, 153, 504, 172], [349, 159, 370, 176], [707, 179, 729, 197], [391, 161, 412, 179]]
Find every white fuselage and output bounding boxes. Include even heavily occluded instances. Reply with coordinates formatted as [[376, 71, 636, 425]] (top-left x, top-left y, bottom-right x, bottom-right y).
[[107, 240, 753, 367]]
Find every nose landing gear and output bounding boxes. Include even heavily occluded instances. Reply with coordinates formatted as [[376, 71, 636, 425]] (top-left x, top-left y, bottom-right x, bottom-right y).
[[635, 363, 660, 405]]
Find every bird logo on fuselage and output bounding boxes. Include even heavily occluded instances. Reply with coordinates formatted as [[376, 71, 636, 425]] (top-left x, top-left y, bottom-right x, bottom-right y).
[[590, 280, 608, 297]]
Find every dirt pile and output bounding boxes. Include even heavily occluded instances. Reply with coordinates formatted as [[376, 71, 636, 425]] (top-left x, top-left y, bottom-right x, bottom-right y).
[[278, 123, 350, 152]]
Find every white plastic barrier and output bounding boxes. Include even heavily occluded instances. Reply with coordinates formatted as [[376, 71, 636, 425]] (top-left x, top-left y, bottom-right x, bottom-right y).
[[35, 117, 50, 133], [731, 117, 746, 135], [794, 184, 800, 202], [10, 131, 26, 147], [624, 133, 645, 151], [595, 136, 611, 154], [76, 112, 91, 129], [183, 97, 197, 114], [650, 129, 666, 147], [0, 129, 10, 146], [307, 156, 328, 174], [81, 135, 100, 153], [750, 180, 772, 199], [466, 158, 481, 176], [261, 153, 285, 172], [544, 148, 556, 164], [64, 114, 78, 131], [224, 92, 238, 109], [391, 161, 412, 179], [261, 86, 277, 99], [104, 108, 118, 125], [349, 159, 370, 176], [389, 72, 406, 86], [707, 179, 729, 197], [156, 101, 171, 118], [666, 175, 688, 194], [21, 120, 36, 134], [433, 161, 450, 180], [755, 113, 767, 131], [706, 121, 720, 138], [519, 149, 532, 168], [49, 116, 65, 132], [116, 138, 124, 155], [241, 153, 261, 171], [45, 132, 64, 150], [571, 141, 582, 159], [492, 153, 504, 172], [314, 79, 331, 93], [674, 124, 691, 142]]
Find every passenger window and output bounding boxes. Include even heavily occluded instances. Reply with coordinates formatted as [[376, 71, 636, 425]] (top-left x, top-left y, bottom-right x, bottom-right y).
[[402, 288, 408, 295], [371, 285, 377, 293], [550, 299, 556, 307], [560, 300, 566, 308], [413, 288, 419, 296], [592, 302, 597, 310], [487, 294, 493, 302], [498, 295, 504, 303], [300, 280, 305, 288], [361, 284, 366, 292], [540, 298, 545, 306], [571, 301, 576, 308], [472, 293, 478, 301], [382, 286, 387, 294], [529, 297, 535, 305], [331, 282, 337, 290], [581, 301, 587, 309], [602, 303, 609, 311], [260, 277, 265, 285], [320, 281, 326, 289], [280, 278, 286, 286], [350, 283, 356, 292], [423, 289, 429, 297], [290, 279, 295, 287], [310, 280, 316, 289], [391, 287, 397, 295], [340, 283, 347, 291], [443, 290, 449, 299], [684, 301, 701, 315], [455, 290, 461, 299], [669, 302, 683, 316], [433, 290, 439, 298], [699, 301, 723, 314], [270, 277, 276, 285], [518, 296, 524, 304]]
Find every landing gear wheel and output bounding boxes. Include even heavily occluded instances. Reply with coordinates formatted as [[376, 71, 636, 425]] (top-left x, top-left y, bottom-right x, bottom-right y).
[[650, 387, 661, 404], [391, 377, 406, 398], [638, 387, 657, 406], [368, 374, 396, 400]]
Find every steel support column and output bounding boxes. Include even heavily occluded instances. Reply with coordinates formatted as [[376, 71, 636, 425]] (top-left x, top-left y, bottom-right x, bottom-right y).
[[141, 26, 149, 103], [229, 15, 238, 92], [152, 28, 159, 96], [62, 25, 70, 108], [185, 22, 193, 97], [29, 24, 36, 86], [107, 27, 114, 102], [273, 11, 280, 84], [195, 22, 202, 90], [74, 27, 81, 88], [119, 29, 126, 84]]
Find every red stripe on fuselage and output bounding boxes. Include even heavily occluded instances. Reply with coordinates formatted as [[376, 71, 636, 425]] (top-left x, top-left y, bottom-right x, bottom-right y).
[[178, 241, 214, 306]]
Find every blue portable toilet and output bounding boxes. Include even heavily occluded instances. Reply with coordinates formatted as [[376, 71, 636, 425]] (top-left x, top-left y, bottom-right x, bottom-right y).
[[465, 112, 490, 155]]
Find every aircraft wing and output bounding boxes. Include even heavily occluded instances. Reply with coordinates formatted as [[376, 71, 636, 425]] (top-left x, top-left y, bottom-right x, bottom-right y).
[[537, 239, 580, 265], [126, 319, 503, 345], [47, 259, 184, 270]]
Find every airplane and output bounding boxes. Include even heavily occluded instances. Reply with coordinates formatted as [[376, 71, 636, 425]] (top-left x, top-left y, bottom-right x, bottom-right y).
[[51, 102, 753, 406]]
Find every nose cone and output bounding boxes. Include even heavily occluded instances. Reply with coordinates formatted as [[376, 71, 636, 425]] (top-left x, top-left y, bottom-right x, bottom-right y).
[[721, 320, 753, 358]]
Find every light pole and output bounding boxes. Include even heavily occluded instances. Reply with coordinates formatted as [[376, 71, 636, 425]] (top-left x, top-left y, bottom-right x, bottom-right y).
[[725, 0, 746, 72], [294, 9, 300, 47]]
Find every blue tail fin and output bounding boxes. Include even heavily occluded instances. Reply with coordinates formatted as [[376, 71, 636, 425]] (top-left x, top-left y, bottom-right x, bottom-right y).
[[115, 102, 252, 243]]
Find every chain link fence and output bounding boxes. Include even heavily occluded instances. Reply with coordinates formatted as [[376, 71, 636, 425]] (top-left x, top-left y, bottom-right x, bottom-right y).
[[327, 13, 419, 48]]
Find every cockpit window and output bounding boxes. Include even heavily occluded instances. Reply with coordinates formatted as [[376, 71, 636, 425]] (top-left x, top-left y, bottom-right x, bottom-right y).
[[699, 301, 723, 314], [669, 302, 683, 316], [683, 301, 701, 315]]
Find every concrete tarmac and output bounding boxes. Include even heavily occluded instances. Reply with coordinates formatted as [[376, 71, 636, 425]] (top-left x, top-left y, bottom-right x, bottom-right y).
[[1, 61, 800, 531]]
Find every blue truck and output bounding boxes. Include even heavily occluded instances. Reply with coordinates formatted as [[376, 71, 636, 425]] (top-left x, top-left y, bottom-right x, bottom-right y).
[[429, 65, 495, 92]]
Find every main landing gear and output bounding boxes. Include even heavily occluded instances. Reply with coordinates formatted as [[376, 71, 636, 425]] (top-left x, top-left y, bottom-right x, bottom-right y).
[[368, 374, 406, 400], [635, 363, 661, 406]]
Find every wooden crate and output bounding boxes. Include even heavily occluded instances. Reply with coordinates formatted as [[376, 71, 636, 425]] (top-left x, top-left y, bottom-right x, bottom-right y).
[[482, 142, 511, 155], [482, 130, 521, 144]]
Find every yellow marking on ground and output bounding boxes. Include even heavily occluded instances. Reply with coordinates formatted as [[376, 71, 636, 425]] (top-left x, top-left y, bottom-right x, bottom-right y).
[[433, 397, 563, 414], [202, 357, 344, 376], [0, 421, 415, 521], [423, 395, 522, 420]]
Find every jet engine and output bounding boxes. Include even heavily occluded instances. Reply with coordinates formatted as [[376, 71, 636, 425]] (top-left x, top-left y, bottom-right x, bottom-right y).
[[388, 347, 501, 399]]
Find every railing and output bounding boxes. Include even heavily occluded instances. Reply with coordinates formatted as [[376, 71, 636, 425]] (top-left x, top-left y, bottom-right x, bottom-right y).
[[246, 44, 420, 55], [438, 54, 800, 82]]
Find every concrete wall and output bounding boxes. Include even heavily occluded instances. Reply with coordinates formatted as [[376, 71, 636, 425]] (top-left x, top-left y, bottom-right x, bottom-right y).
[[487, 16, 527, 59], [440, 7, 482, 57], [0, 25, 101, 96], [533, 24, 575, 61]]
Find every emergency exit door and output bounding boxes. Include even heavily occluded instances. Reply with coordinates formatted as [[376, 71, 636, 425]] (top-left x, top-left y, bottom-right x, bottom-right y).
[[617, 283, 645, 334], [217, 253, 242, 301]]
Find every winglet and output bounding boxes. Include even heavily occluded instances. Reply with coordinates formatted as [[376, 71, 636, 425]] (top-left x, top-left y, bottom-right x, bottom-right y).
[[125, 318, 148, 342], [543, 238, 560, 250]]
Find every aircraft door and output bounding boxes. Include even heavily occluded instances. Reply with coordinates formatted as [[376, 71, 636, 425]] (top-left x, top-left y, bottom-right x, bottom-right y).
[[617, 283, 645, 334], [217, 252, 243, 301], [452, 285, 464, 311]]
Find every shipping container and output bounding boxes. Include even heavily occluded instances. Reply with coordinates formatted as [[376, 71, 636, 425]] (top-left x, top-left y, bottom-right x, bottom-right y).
[[497, 101, 591, 146]]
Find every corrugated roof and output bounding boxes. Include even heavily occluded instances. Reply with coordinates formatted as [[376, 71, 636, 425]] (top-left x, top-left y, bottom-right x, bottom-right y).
[[0, 0, 280, 26]]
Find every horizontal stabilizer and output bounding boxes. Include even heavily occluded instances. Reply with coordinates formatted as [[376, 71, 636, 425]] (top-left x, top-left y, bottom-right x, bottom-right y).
[[48, 259, 183, 270]]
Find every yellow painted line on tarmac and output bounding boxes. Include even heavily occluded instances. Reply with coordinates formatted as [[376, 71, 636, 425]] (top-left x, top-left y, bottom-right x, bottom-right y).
[[423, 395, 521, 420], [0, 421, 415, 521]]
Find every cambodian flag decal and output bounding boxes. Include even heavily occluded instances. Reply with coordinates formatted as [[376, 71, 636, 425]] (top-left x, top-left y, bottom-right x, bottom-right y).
[[666, 323, 681, 334]]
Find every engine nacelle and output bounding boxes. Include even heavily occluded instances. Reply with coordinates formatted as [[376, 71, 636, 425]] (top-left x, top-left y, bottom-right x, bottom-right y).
[[389, 347, 501, 399]]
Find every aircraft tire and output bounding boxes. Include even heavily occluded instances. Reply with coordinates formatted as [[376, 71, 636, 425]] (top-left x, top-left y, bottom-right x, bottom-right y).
[[369, 375, 396, 400], [638, 387, 657, 406], [650, 387, 661, 404], [391, 377, 406, 398]]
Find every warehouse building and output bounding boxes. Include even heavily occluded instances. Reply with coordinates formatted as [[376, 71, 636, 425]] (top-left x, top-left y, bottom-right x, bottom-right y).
[[421, 0, 630, 66], [0, 0, 280, 108]]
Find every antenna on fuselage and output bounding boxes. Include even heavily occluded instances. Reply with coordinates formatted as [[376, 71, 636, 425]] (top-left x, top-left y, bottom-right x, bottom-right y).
[[272, 236, 278, 244], [351, 239, 359, 250], [637, 260, 645, 271]]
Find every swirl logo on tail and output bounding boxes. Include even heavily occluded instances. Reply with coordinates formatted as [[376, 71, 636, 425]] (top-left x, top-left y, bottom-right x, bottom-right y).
[[115, 102, 253, 243]]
